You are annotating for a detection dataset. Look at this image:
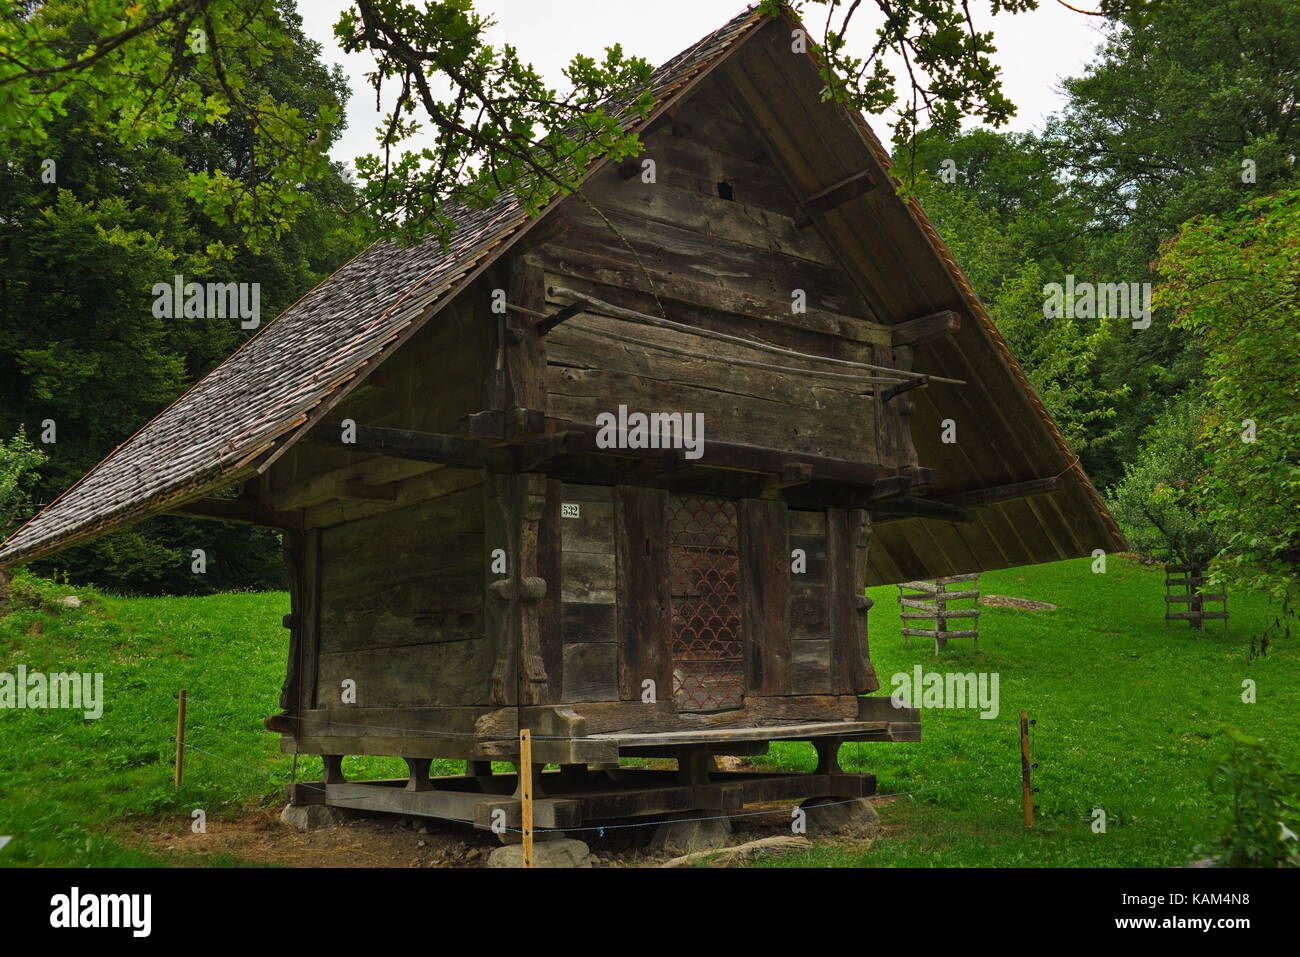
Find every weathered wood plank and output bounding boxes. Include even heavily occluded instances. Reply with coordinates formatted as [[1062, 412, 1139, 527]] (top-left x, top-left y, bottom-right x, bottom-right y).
[[561, 642, 619, 702], [561, 550, 616, 604], [316, 640, 494, 709], [559, 498, 615, 553], [740, 498, 790, 696], [561, 602, 617, 642], [790, 639, 831, 694], [616, 486, 672, 701]]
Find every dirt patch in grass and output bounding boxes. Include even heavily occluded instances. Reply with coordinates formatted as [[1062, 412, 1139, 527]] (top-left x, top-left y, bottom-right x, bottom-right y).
[[128, 795, 888, 868], [133, 807, 497, 868]]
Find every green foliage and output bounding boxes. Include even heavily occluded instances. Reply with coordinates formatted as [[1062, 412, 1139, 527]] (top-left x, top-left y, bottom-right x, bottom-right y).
[[0, 1, 357, 593], [893, 1, 1300, 494], [0, 580, 432, 866], [1108, 395, 1226, 565], [3, 1, 1113, 249], [336, 0, 655, 245], [0, 429, 46, 537], [1157, 189, 1300, 602], [0, 567, 93, 615], [1046, 0, 1300, 483], [1198, 730, 1300, 868], [771, 0, 1038, 148], [901, 132, 1122, 454], [0, 0, 341, 252]]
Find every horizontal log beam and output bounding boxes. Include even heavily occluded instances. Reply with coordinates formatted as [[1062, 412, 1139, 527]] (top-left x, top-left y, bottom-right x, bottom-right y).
[[464, 408, 546, 443], [929, 476, 1062, 509], [552, 421, 921, 489], [781, 475, 914, 509], [891, 310, 961, 347], [795, 169, 878, 228], [169, 496, 301, 531], [878, 478, 1062, 523], [304, 423, 498, 469], [872, 495, 972, 523], [301, 421, 928, 510], [342, 479, 398, 502]]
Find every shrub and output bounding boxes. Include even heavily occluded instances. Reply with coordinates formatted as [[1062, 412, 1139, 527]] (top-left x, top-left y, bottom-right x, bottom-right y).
[[0, 427, 46, 538], [1108, 396, 1226, 565], [1196, 730, 1300, 868]]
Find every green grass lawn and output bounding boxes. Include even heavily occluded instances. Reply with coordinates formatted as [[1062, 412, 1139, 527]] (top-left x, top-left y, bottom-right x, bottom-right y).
[[0, 557, 1295, 867], [754, 558, 1298, 867]]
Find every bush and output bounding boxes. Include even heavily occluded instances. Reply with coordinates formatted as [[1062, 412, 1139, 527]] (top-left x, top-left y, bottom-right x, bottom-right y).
[[1108, 395, 1226, 565], [1157, 188, 1300, 604], [0, 427, 46, 539], [1196, 730, 1300, 867]]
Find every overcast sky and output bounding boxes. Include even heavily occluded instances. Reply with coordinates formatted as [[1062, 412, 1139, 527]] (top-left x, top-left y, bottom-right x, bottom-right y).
[[297, 0, 1114, 171]]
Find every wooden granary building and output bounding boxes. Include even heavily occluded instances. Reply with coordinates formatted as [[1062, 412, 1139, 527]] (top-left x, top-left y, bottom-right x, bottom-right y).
[[0, 7, 1124, 830]]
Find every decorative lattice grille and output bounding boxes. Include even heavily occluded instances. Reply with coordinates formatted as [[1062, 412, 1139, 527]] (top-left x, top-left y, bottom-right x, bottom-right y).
[[667, 495, 745, 711]]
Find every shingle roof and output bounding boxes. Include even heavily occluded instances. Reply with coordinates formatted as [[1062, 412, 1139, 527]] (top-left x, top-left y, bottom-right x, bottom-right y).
[[0, 5, 767, 567]]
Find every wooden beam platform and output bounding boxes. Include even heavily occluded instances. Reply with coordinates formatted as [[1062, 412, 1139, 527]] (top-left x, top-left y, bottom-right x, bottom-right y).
[[315, 766, 884, 829]]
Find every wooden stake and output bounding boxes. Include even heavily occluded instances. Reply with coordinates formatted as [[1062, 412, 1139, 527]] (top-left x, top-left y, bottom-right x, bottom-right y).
[[934, 578, 948, 658], [1019, 710, 1033, 829], [519, 729, 534, 868], [174, 689, 187, 790]]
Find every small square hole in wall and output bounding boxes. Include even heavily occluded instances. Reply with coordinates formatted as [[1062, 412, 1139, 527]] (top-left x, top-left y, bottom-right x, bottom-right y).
[[716, 181, 734, 201]]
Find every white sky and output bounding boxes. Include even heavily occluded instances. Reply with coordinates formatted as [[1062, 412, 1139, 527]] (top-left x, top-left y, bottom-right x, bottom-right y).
[[297, 0, 1113, 170]]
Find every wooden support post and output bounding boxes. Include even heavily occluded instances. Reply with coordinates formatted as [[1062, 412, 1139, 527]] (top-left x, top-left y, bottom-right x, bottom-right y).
[[812, 737, 842, 775], [519, 729, 534, 868], [404, 757, 433, 792], [321, 754, 346, 784], [1020, 711, 1033, 830], [174, 689, 187, 789], [934, 578, 948, 658]]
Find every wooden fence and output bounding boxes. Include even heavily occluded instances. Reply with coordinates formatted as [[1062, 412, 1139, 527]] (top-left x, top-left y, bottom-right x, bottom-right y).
[[897, 573, 981, 656]]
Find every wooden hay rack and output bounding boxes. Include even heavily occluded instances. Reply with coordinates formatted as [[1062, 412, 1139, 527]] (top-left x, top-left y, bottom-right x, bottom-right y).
[[1164, 562, 1227, 631], [897, 573, 981, 656]]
